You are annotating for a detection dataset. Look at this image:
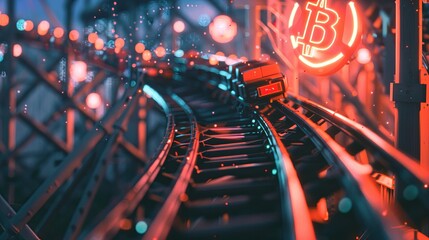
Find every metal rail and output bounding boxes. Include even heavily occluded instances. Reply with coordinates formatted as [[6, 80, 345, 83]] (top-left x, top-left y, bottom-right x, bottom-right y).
[[166, 79, 313, 240], [285, 93, 429, 227], [0, 196, 39, 240], [81, 85, 200, 240], [82, 84, 176, 239], [272, 100, 405, 239], [286, 93, 429, 185], [142, 92, 199, 240], [170, 59, 429, 238], [257, 113, 316, 240]]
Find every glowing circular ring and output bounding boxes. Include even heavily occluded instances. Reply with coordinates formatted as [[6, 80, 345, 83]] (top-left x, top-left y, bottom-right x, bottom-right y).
[[288, 0, 362, 75]]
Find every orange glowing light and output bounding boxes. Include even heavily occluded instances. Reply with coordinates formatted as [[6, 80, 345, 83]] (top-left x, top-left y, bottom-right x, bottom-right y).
[[240, 56, 249, 62], [69, 30, 79, 41], [228, 54, 237, 60], [173, 20, 185, 33], [215, 51, 225, 56], [94, 38, 104, 50], [146, 68, 158, 77], [257, 82, 284, 97], [154, 46, 166, 58], [88, 32, 98, 44], [13, 44, 22, 57], [24, 20, 34, 31], [179, 193, 189, 202], [209, 56, 219, 65], [186, 50, 199, 58], [86, 93, 102, 109], [119, 219, 132, 230], [115, 38, 125, 48], [225, 54, 239, 65], [70, 61, 87, 82], [296, 0, 339, 57], [142, 50, 152, 61], [289, 0, 361, 75], [209, 15, 237, 43], [135, 42, 145, 53], [347, 2, 359, 47], [299, 53, 344, 68], [37, 20, 50, 36], [289, 3, 299, 28], [53, 27, 64, 38], [0, 14, 9, 27], [356, 48, 371, 64]]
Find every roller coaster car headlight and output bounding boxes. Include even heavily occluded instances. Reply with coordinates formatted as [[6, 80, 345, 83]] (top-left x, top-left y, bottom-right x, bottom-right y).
[[257, 81, 284, 97]]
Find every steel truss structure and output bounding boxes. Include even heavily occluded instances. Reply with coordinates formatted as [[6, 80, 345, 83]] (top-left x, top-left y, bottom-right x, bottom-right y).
[[0, 0, 150, 238]]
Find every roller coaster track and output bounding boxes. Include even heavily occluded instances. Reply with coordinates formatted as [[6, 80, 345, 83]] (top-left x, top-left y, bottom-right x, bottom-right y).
[[1, 57, 429, 239], [83, 81, 314, 239]]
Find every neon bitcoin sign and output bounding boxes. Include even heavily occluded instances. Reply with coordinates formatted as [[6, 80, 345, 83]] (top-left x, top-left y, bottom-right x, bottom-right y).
[[289, 0, 361, 75]]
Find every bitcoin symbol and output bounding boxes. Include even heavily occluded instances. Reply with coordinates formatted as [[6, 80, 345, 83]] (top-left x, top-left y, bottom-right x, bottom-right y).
[[296, 0, 339, 57], [289, 0, 361, 75]]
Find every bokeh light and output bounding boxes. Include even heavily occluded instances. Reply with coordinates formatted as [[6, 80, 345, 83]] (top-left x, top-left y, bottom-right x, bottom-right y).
[[240, 56, 249, 62], [198, 14, 211, 27], [94, 38, 104, 50], [37, 20, 50, 36], [69, 30, 79, 41], [86, 93, 102, 109], [16, 19, 26, 31], [0, 14, 9, 27], [142, 50, 152, 61], [173, 20, 185, 33], [53, 27, 64, 38], [88, 32, 98, 44], [70, 61, 87, 82], [209, 55, 218, 65], [155, 46, 166, 58], [13, 44, 22, 57], [119, 219, 132, 230], [135, 221, 148, 234], [357, 48, 371, 64], [215, 51, 225, 56], [24, 20, 34, 31], [115, 38, 125, 49], [174, 49, 184, 57], [225, 54, 239, 65], [135, 42, 145, 53], [209, 15, 237, 43]]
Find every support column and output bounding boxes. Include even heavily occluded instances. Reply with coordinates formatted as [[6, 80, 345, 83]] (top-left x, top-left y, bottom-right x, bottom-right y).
[[138, 95, 147, 158], [391, 0, 426, 160], [392, 0, 428, 234], [247, 4, 262, 60], [65, 0, 76, 151], [234, 0, 265, 60]]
